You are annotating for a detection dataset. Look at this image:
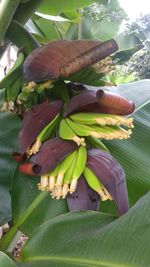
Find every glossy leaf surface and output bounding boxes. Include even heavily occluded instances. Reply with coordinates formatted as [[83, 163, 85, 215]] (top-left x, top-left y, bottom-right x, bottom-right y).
[[20, 192, 150, 267]]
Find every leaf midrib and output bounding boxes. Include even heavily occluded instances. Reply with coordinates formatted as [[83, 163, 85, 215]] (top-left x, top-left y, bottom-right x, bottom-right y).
[[21, 255, 134, 267]]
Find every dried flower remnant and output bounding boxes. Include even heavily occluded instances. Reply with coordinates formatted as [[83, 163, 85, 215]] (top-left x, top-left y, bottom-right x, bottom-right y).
[[92, 57, 115, 74]]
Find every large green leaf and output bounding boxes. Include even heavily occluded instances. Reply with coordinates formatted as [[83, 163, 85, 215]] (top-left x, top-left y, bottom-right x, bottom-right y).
[[0, 92, 20, 225], [116, 33, 142, 51], [38, 0, 97, 15], [91, 19, 120, 40], [20, 192, 150, 267], [65, 15, 121, 41], [31, 17, 59, 41], [0, 252, 17, 267]]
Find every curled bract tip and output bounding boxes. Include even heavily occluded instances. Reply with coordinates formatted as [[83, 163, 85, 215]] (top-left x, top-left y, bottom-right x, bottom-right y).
[[19, 162, 41, 176]]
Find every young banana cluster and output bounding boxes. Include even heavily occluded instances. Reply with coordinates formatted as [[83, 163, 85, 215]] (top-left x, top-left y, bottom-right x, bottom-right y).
[[0, 52, 24, 112], [59, 112, 133, 146], [12, 99, 130, 215], [38, 146, 87, 199]]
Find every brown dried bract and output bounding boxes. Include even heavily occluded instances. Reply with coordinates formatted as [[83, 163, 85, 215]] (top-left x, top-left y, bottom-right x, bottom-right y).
[[23, 39, 118, 82]]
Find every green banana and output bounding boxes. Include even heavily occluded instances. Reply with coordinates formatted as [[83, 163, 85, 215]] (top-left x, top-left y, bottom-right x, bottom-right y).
[[28, 114, 61, 156], [55, 150, 77, 188], [59, 119, 85, 146], [0, 52, 24, 89], [83, 166, 112, 201], [86, 136, 109, 152], [66, 118, 122, 140], [65, 118, 93, 137], [64, 118, 132, 141], [7, 75, 22, 102], [70, 112, 134, 128], [70, 146, 87, 193], [62, 151, 78, 198]]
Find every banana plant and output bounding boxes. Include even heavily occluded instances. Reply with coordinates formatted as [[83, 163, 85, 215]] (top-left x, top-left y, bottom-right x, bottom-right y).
[[0, 1, 150, 267]]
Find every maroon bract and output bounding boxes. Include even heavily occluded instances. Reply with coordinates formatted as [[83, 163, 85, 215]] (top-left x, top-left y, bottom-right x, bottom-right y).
[[23, 39, 118, 82], [19, 162, 41, 176], [64, 89, 135, 117], [86, 148, 129, 215], [12, 152, 27, 163], [19, 137, 78, 175], [96, 89, 135, 115], [64, 90, 97, 117], [19, 100, 63, 154], [67, 176, 100, 211]]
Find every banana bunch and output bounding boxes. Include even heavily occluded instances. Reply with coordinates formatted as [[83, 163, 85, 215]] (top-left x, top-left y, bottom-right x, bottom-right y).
[[0, 52, 24, 112], [9, 38, 134, 214], [38, 146, 87, 199], [59, 112, 134, 146]]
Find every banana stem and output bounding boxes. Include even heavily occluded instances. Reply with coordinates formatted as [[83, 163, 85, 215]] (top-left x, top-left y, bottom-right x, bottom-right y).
[[6, 20, 40, 55], [0, 0, 44, 58], [0, 191, 48, 252], [0, 0, 20, 43], [14, 0, 44, 25]]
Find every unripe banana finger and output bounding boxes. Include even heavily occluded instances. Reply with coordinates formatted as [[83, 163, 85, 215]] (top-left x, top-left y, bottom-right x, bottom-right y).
[[70, 146, 87, 193], [27, 114, 61, 156], [66, 118, 92, 137], [59, 119, 85, 146], [62, 152, 78, 198], [70, 112, 134, 128], [83, 166, 112, 201], [55, 150, 77, 187], [86, 136, 109, 152]]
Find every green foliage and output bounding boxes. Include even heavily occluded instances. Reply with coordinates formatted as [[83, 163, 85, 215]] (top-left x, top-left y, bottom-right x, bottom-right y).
[[0, 252, 17, 267], [38, 0, 96, 15], [19, 193, 150, 267]]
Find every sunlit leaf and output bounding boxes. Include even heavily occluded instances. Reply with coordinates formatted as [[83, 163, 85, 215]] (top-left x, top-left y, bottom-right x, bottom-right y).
[[38, 0, 98, 15]]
